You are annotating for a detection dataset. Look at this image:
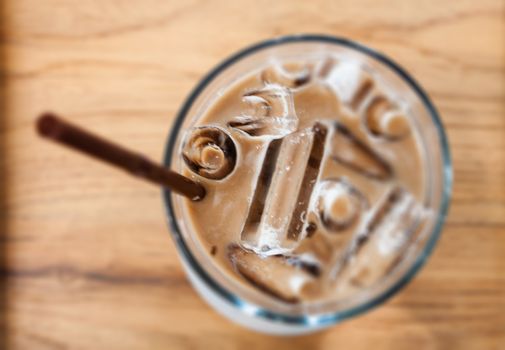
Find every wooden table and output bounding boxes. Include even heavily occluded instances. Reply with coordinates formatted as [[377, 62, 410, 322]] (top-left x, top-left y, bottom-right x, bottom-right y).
[[1, 0, 504, 349]]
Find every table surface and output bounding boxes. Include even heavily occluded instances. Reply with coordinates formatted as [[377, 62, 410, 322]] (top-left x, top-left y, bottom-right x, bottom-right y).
[[1, 0, 504, 349]]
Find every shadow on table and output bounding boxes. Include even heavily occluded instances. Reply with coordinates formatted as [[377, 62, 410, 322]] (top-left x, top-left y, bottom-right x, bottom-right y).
[[0, 0, 9, 347], [228, 278, 446, 349], [232, 328, 328, 350]]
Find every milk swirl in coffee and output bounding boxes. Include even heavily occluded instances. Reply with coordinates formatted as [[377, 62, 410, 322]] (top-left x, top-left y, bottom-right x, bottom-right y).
[[178, 56, 428, 303]]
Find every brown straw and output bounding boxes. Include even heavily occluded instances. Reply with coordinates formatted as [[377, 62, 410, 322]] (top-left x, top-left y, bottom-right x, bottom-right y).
[[36, 112, 206, 201]]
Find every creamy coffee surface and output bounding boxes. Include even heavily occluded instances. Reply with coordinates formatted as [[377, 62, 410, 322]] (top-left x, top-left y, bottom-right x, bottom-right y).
[[178, 57, 428, 303]]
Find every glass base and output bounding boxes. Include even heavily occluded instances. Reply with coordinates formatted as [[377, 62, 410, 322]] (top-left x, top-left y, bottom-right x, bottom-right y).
[[181, 256, 328, 335]]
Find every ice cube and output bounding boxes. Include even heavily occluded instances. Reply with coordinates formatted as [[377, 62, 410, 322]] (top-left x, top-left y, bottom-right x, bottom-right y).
[[315, 178, 368, 232], [294, 230, 334, 267], [261, 61, 312, 89], [293, 82, 341, 130], [330, 187, 427, 289], [291, 179, 368, 281], [227, 84, 298, 138], [322, 60, 375, 110], [330, 122, 393, 180], [240, 123, 328, 255], [181, 126, 237, 180], [316, 56, 337, 79], [228, 244, 316, 303], [365, 96, 411, 140]]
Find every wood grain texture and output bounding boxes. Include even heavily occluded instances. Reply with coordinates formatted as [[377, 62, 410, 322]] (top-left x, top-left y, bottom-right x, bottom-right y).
[[1, 0, 504, 349]]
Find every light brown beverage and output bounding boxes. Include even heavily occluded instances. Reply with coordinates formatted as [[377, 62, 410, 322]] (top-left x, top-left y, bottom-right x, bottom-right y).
[[178, 57, 428, 304]]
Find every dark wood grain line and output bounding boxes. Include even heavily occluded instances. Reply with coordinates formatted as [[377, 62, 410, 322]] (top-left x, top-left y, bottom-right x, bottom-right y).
[[397, 301, 503, 310], [1, 266, 187, 287], [444, 120, 505, 130], [70, 109, 176, 118], [453, 196, 505, 203], [0, 111, 175, 135], [445, 221, 505, 229], [431, 92, 505, 102], [452, 199, 505, 205], [5, 60, 167, 79], [441, 106, 504, 116], [23, 331, 67, 350]]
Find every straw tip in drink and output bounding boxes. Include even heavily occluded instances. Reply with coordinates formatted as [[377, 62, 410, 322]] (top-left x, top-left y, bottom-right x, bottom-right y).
[[192, 185, 207, 201], [36, 112, 61, 138]]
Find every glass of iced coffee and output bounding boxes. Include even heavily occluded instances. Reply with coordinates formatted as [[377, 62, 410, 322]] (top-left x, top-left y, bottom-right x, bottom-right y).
[[162, 35, 452, 334]]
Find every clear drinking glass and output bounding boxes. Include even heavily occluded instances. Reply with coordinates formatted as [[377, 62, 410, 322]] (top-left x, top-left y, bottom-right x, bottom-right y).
[[162, 34, 452, 335]]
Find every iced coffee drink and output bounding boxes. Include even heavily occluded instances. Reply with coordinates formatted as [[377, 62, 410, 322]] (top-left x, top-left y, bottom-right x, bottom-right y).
[[178, 56, 430, 304]]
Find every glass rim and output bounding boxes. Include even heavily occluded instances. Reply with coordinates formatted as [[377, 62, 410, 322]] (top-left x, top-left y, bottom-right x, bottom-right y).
[[162, 34, 453, 327]]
